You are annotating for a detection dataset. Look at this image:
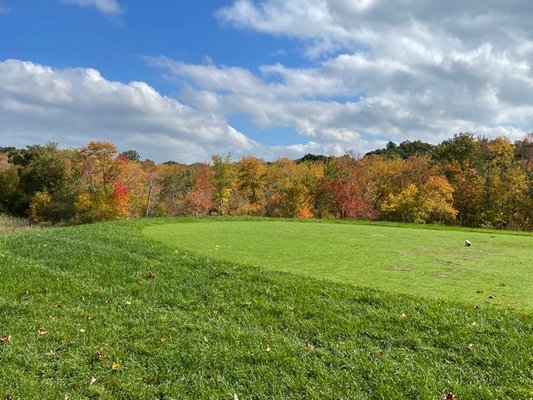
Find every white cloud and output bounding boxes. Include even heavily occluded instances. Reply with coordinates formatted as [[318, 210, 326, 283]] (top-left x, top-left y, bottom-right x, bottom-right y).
[[142, 0, 533, 157], [62, 0, 123, 15], [4, 1, 533, 162], [216, 0, 533, 57], [0, 60, 257, 163]]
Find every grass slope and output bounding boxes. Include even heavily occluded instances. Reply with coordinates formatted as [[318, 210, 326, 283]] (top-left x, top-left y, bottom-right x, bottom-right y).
[[144, 219, 533, 312], [0, 218, 531, 399]]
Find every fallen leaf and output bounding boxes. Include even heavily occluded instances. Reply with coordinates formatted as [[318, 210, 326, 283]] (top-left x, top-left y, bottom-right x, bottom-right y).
[[37, 326, 47, 336], [444, 393, 457, 400], [52, 303, 62, 308], [471, 322, 477, 327], [159, 338, 167, 344], [79, 329, 86, 333], [90, 377, 99, 386], [400, 312, 407, 319], [94, 351, 107, 361], [147, 270, 154, 279], [111, 362, 121, 371], [377, 349, 385, 356], [1, 335, 11, 344], [203, 336, 209, 343], [125, 301, 132, 305], [105, 299, 112, 304], [233, 394, 239, 400], [468, 343, 475, 350], [305, 341, 315, 351]]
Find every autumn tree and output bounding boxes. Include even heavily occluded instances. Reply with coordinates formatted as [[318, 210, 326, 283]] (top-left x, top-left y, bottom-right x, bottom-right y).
[[157, 164, 196, 216], [0, 152, 20, 214], [6, 143, 79, 222], [211, 154, 235, 215], [76, 141, 129, 221], [381, 176, 457, 223], [263, 158, 322, 218], [432, 133, 483, 226], [188, 163, 215, 216], [314, 156, 376, 220], [231, 156, 267, 215], [475, 137, 530, 229]]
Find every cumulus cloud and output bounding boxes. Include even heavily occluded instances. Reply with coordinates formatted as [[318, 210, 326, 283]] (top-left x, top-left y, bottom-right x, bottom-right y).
[[4, 1, 533, 162], [61, 0, 124, 15], [144, 0, 533, 157], [0, 60, 258, 163]]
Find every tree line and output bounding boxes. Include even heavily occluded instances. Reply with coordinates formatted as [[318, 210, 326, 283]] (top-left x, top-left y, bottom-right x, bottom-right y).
[[1, 132, 532, 230]]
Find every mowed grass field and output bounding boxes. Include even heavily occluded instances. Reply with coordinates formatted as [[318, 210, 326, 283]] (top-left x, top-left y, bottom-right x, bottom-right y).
[[144, 219, 533, 312], [0, 217, 532, 399]]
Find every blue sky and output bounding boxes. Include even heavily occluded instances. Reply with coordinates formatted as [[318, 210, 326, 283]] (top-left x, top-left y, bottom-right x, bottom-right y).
[[1, 1, 298, 91], [1, 0, 532, 162]]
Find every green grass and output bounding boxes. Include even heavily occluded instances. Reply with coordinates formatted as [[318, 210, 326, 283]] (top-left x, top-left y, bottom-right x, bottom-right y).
[[144, 219, 533, 312], [0, 218, 531, 399]]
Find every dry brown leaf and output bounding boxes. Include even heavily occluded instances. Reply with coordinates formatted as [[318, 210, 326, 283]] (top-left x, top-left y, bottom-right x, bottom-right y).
[[94, 351, 107, 362], [111, 362, 121, 371], [37, 326, 47, 336], [1, 335, 11, 344], [147, 270, 154, 279], [305, 341, 315, 351], [52, 303, 62, 308], [444, 393, 457, 400], [46, 349, 58, 358]]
